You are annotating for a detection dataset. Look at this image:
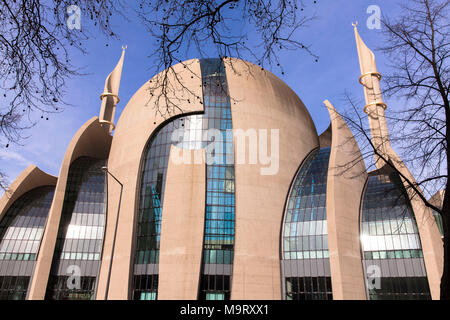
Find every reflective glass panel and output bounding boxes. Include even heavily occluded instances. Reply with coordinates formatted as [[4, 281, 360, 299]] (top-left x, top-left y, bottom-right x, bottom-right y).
[[198, 58, 235, 301], [131, 113, 204, 300], [0, 186, 54, 300], [361, 168, 431, 300], [45, 157, 106, 300], [132, 58, 235, 300], [281, 148, 333, 300]]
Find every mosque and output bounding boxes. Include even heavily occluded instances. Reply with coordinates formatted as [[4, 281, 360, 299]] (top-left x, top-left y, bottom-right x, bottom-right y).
[[0, 26, 443, 300]]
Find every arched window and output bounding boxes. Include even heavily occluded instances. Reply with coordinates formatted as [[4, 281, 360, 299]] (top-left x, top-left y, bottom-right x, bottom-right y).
[[281, 148, 333, 300], [0, 186, 54, 300], [45, 157, 106, 300], [131, 114, 204, 300], [131, 58, 235, 300], [360, 166, 431, 300]]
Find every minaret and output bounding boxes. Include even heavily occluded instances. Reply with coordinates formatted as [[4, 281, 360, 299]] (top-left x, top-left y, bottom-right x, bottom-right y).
[[353, 23, 391, 169], [99, 45, 126, 134]]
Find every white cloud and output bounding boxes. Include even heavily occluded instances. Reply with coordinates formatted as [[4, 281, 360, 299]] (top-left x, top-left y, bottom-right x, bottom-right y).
[[0, 149, 32, 167]]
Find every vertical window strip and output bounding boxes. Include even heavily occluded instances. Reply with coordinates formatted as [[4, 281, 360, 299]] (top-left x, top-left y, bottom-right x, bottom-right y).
[[0, 186, 54, 300], [45, 157, 106, 300], [132, 58, 235, 300], [198, 58, 235, 301], [361, 171, 432, 300]]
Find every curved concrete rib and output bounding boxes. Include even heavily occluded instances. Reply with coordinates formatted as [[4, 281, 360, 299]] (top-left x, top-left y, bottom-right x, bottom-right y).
[[429, 190, 445, 209], [0, 165, 57, 222], [324, 100, 367, 299], [157, 146, 206, 299], [28, 117, 112, 300], [319, 124, 332, 148], [96, 59, 204, 300]]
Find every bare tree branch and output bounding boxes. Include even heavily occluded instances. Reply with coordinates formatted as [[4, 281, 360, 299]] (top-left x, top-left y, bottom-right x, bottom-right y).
[[136, 0, 318, 117]]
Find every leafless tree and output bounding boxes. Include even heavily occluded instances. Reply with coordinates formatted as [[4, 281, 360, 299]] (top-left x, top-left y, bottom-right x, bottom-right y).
[[0, 0, 319, 190], [137, 0, 318, 117], [0, 0, 124, 190], [338, 0, 449, 299]]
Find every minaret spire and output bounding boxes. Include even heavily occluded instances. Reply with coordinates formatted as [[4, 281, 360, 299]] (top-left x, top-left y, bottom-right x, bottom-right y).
[[353, 24, 391, 169], [99, 45, 126, 133]]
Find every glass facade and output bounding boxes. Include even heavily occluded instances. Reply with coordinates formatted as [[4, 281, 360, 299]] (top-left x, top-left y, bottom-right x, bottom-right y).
[[45, 157, 106, 300], [281, 148, 333, 300], [198, 58, 235, 300], [0, 186, 54, 300], [132, 274, 158, 300], [132, 113, 203, 300], [361, 168, 431, 300], [432, 210, 444, 237], [132, 58, 235, 300]]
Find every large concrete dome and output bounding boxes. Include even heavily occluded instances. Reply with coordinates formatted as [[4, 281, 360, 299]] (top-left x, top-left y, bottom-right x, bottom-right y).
[[0, 54, 442, 301], [2, 29, 442, 301], [101, 57, 320, 299], [112, 58, 318, 148]]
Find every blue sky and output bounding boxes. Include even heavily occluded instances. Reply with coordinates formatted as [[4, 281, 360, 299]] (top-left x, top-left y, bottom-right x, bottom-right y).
[[0, 1, 405, 194]]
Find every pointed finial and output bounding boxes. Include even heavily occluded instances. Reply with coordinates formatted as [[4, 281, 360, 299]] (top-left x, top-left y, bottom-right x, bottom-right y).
[[99, 47, 126, 133], [352, 21, 358, 28]]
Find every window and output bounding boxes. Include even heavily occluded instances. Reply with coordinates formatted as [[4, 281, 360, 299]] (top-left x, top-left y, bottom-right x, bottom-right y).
[[131, 59, 236, 300], [133, 275, 158, 300], [132, 113, 205, 300], [199, 275, 230, 300], [360, 168, 431, 300], [206, 292, 225, 300], [281, 148, 333, 300], [0, 276, 30, 300], [45, 157, 106, 300], [46, 276, 96, 300], [0, 186, 54, 300], [198, 59, 235, 301], [285, 277, 332, 300]]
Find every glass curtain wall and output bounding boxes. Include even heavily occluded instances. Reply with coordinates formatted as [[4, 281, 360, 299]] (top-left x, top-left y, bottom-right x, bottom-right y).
[[132, 58, 235, 300], [45, 157, 106, 300], [131, 114, 204, 300], [281, 148, 333, 300], [0, 186, 54, 300], [198, 58, 235, 301], [360, 167, 431, 300]]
